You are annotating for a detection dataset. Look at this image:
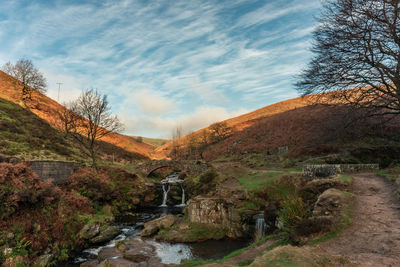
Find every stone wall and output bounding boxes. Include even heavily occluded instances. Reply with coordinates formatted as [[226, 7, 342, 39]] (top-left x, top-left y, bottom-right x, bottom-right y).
[[29, 161, 75, 184], [303, 164, 379, 180]]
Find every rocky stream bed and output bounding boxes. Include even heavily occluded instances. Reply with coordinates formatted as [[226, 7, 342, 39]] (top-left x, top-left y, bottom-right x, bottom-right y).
[[60, 208, 250, 267]]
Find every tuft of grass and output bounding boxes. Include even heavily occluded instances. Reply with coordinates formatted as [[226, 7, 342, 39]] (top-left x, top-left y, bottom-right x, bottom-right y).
[[238, 172, 283, 190], [335, 174, 353, 183]]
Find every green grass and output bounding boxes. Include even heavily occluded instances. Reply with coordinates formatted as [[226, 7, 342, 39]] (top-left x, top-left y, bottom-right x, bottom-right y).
[[238, 172, 283, 190], [133, 136, 169, 147], [335, 174, 353, 183]]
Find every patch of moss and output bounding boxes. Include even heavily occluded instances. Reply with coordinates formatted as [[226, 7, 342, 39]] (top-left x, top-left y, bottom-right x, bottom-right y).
[[157, 222, 226, 243]]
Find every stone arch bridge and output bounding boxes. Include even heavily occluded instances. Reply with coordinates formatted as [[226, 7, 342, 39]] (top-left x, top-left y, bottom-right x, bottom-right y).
[[138, 160, 210, 177]]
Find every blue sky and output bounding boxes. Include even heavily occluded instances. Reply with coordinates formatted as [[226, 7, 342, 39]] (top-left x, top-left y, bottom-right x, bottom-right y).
[[0, 0, 322, 138]]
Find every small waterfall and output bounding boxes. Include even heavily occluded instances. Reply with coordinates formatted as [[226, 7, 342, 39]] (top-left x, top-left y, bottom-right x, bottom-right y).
[[254, 212, 267, 242], [160, 183, 170, 207], [181, 185, 185, 205], [175, 184, 186, 207]]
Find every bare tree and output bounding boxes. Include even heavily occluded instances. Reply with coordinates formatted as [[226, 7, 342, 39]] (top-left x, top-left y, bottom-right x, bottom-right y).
[[170, 126, 183, 159], [296, 0, 400, 118], [56, 101, 79, 138], [70, 89, 124, 167], [2, 59, 47, 102]]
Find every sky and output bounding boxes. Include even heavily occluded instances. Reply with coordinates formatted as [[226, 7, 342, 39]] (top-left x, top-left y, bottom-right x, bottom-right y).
[[0, 0, 322, 138]]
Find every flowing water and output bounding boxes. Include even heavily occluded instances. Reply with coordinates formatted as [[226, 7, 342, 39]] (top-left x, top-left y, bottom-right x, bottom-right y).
[[60, 172, 250, 265], [254, 212, 267, 242], [61, 208, 250, 266]]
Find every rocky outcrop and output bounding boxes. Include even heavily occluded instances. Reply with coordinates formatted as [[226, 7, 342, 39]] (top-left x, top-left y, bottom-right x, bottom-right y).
[[293, 188, 352, 242], [299, 178, 350, 205], [81, 238, 165, 267], [78, 222, 119, 244], [141, 214, 175, 237], [186, 197, 250, 238], [313, 188, 349, 217]]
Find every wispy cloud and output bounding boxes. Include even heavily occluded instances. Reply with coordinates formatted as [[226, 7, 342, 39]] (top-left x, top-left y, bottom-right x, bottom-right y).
[[0, 0, 322, 137]]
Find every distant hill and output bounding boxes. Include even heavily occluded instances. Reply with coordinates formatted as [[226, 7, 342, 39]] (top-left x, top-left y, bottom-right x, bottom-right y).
[[132, 136, 169, 147], [155, 91, 400, 166], [0, 70, 155, 159], [154, 94, 315, 158]]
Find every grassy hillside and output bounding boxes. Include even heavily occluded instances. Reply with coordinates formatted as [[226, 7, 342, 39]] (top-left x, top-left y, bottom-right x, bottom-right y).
[[0, 96, 147, 163], [132, 136, 169, 147], [0, 70, 155, 159]]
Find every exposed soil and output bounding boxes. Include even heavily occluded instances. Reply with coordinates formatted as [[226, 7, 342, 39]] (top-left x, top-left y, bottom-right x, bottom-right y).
[[320, 173, 400, 266]]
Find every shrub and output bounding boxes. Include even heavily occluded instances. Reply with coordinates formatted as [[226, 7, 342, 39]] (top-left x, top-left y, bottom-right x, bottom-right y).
[[199, 169, 218, 184], [278, 196, 309, 236]]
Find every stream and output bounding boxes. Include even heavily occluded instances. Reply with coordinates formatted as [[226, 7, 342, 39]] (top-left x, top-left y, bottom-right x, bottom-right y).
[[61, 207, 250, 266]]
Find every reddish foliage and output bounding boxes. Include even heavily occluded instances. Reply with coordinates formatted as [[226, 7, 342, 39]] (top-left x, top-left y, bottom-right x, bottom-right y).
[[0, 163, 93, 260]]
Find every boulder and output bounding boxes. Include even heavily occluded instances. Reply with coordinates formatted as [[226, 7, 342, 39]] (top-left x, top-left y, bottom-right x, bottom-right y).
[[79, 223, 101, 240], [80, 260, 98, 267], [299, 178, 349, 205], [90, 225, 120, 244], [98, 247, 123, 261], [186, 197, 250, 238], [313, 188, 349, 217], [98, 259, 137, 267], [141, 214, 175, 237]]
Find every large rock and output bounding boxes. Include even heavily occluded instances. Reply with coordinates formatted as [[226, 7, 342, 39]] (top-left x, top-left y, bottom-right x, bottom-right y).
[[299, 178, 349, 205], [186, 197, 249, 238], [79, 223, 101, 240], [313, 188, 349, 217], [85, 238, 165, 267], [141, 214, 175, 237], [98, 247, 123, 262], [90, 225, 120, 244]]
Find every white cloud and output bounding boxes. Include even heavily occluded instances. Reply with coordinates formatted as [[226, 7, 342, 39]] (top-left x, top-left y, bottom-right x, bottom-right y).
[[120, 105, 248, 138], [132, 89, 175, 115], [0, 0, 322, 137]]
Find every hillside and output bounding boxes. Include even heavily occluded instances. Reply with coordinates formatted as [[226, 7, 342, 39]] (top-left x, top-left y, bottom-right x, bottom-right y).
[[0, 70, 155, 159], [0, 96, 148, 163], [156, 93, 400, 166]]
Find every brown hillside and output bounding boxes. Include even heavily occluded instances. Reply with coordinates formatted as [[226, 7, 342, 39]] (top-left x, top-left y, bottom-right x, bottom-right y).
[[155, 94, 316, 158], [201, 103, 399, 163], [0, 70, 155, 158]]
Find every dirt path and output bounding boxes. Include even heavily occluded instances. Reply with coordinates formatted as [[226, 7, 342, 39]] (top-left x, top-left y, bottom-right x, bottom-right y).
[[320, 173, 400, 266]]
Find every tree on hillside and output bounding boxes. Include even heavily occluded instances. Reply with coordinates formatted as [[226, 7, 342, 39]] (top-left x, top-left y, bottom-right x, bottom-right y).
[[56, 101, 79, 138], [170, 126, 183, 159], [2, 59, 47, 102], [296, 0, 400, 117], [70, 89, 124, 168]]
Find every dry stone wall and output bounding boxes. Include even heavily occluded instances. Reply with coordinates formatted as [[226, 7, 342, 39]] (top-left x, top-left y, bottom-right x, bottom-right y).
[[29, 161, 75, 184], [303, 164, 379, 180]]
